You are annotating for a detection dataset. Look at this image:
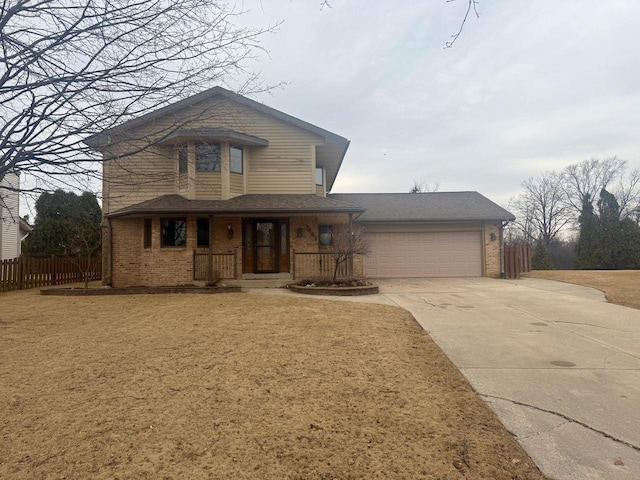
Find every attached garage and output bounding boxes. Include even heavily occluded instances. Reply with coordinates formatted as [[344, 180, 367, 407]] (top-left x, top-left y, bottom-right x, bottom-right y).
[[329, 192, 515, 279], [364, 231, 482, 278]]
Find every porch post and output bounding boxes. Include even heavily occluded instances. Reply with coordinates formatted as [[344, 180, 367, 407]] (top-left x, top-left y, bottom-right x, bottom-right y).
[[208, 214, 214, 284]]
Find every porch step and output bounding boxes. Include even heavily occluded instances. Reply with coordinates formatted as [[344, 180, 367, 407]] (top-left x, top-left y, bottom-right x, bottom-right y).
[[220, 279, 292, 289], [241, 273, 292, 280], [221, 273, 293, 289]]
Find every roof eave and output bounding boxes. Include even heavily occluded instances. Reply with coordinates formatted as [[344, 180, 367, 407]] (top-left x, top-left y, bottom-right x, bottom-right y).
[[107, 207, 365, 219], [355, 217, 515, 223]]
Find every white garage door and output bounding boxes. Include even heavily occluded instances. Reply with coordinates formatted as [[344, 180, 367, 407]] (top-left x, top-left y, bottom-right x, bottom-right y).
[[364, 231, 482, 278]]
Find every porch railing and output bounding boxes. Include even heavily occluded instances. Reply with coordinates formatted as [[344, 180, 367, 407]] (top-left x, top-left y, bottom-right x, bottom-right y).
[[292, 252, 351, 280], [193, 251, 237, 280]]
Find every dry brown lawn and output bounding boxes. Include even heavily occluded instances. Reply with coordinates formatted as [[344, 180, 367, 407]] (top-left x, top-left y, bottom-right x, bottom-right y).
[[0, 287, 546, 479], [525, 270, 640, 310]]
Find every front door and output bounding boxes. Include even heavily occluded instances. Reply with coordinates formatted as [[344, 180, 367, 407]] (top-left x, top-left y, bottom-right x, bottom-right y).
[[242, 218, 290, 274], [254, 220, 279, 273]]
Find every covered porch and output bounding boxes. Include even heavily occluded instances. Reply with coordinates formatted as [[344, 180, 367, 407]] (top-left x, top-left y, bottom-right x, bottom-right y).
[[103, 194, 364, 287]]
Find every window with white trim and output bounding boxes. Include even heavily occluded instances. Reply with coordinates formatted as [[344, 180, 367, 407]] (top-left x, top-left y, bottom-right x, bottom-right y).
[[230, 146, 243, 174]]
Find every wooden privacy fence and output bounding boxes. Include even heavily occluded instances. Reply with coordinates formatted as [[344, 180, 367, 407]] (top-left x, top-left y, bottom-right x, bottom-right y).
[[503, 244, 532, 279], [292, 252, 352, 280], [193, 251, 237, 280], [0, 256, 102, 293]]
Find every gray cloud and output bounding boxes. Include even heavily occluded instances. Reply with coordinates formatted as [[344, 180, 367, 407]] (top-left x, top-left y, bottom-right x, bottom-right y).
[[241, 0, 640, 206]]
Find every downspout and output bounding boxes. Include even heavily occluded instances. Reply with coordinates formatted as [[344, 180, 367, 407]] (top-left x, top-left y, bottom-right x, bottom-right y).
[[500, 220, 509, 278], [106, 217, 113, 286], [208, 214, 214, 285], [348, 212, 354, 276]]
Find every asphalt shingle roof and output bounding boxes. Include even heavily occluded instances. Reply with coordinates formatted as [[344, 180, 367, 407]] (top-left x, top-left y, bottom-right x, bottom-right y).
[[328, 192, 515, 222], [107, 194, 365, 218]]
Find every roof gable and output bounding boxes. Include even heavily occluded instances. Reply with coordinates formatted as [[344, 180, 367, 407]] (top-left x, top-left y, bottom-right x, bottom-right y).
[[85, 87, 348, 148]]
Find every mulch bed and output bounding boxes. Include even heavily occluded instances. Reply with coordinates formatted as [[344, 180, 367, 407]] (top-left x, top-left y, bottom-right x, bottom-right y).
[[40, 286, 241, 296]]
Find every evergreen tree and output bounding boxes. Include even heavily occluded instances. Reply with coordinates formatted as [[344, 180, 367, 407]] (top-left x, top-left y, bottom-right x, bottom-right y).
[[596, 189, 621, 268], [532, 240, 555, 270], [575, 189, 640, 269], [575, 194, 598, 269], [24, 190, 102, 257]]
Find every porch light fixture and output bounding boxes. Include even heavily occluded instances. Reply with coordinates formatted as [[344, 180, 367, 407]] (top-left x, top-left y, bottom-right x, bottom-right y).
[[490, 232, 497, 241], [297, 228, 303, 238], [227, 224, 234, 239]]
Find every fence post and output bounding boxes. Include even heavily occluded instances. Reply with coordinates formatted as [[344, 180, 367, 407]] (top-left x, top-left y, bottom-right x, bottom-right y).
[[292, 249, 296, 280], [233, 250, 237, 280]]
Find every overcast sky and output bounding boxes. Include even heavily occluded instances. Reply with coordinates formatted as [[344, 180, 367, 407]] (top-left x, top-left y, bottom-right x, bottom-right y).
[[237, 0, 640, 207]]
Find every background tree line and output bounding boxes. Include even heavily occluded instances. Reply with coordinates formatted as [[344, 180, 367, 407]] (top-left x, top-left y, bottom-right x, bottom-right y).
[[508, 157, 640, 269]]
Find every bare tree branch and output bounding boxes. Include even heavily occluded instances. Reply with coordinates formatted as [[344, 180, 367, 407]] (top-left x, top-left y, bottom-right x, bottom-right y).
[[445, 0, 480, 49], [0, 0, 280, 197]]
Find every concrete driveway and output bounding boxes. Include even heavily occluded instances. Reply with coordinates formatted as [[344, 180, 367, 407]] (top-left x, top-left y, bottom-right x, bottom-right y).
[[367, 277, 640, 480], [249, 277, 640, 478]]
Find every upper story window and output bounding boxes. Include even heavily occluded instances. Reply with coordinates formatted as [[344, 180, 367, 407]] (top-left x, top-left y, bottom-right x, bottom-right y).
[[230, 146, 243, 174], [315, 167, 324, 186], [196, 142, 221, 172], [177, 145, 188, 174]]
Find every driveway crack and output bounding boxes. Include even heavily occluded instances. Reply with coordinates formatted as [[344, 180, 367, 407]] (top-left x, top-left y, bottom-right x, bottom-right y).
[[517, 420, 570, 440], [482, 393, 640, 452]]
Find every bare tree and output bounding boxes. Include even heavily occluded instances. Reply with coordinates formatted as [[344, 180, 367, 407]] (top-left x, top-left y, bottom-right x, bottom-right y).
[[613, 167, 640, 220], [67, 210, 102, 288], [328, 225, 369, 283], [512, 171, 572, 247], [410, 180, 440, 193], [560, 157, 626, 214], [0, 0, 277, 198]]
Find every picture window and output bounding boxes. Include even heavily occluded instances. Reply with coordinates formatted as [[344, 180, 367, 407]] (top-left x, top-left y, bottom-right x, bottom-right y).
[[161, 218, 187, 247], [196, 142, 221, 172]]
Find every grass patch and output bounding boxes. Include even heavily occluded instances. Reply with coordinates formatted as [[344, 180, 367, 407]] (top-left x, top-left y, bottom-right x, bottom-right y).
[[0, 288, 545, 479], [525, 270, 640, 310]]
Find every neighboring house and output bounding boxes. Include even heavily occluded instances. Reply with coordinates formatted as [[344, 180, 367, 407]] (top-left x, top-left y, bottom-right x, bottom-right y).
[[0, 172, 30, 260], [86, 87, 514, 287]]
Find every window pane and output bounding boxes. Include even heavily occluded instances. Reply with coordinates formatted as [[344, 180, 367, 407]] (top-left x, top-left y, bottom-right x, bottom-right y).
[[315, 167, 323, 186], [196, 143, 221, 171], [230, 146, 243, 174], [143, 218, 152, 248], [319, 225, 332, 246], [197, 218, 210, 248], [178, 145, 188, 174], [161, 218, 187, 247]]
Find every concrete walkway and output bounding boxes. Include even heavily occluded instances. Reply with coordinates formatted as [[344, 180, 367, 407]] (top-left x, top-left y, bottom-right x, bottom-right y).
[[246, 278, 640, 480]]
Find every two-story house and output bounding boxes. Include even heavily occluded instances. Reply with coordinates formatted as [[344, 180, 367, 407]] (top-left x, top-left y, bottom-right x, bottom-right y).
[[86, 87, 513, 287], [0, 172, 31, 260]]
